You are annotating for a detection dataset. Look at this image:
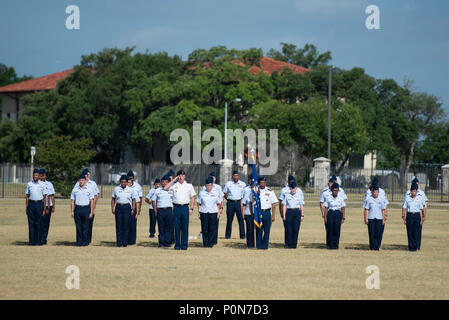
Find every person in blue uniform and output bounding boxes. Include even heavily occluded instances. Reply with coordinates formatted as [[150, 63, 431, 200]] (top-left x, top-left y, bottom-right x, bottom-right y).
[[363, 185, 387, 250], [223, 170, 246, 239], [145, 178, 161, 238], [250, 177, 278, 250], [402, 183, 424, 251], [39, 168, 55, 245], [323, 182, 346, 249], [403, 177, 428, 250], [281, 181, 305, 249], [242, 176, 254, 248], [25, 169, 48, 245], [279, 175, 296, 247], [70, 174, 95, 246], [74, 168, 100, 245], [320, 176, 347, 247], [151, 175, 174, 247], [112, 175, 137, 247], [127, 170, 142, 246], [197, 177, 222, 247], [164, 170, 196, 250], [201, 172, 223, 245]]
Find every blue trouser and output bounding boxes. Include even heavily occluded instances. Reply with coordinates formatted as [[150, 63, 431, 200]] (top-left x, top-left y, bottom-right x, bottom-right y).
[[173, 205, 189, 250], [40, 205, 53, 244], [128, 210, 137, 245], [244, 215, 255, 248], [406, 212, 421, 251], [283, 219, 288, 247], [367, 218, 384, 250], [417, 211, 423, 250], [213, 215, 219, 245], [225, 200, 245, 239], [326, 210, 342, 249], [87, 213, 94, 244], [115, 204, 131, 247], [27, 200, 43, 245], [149, 208, 157, 237], [74, 205, 90, 246], [157, 207, 173, 247], [286, 208, 302, 248], [256, 210, 272, 249], [200, 212, 218, 247]]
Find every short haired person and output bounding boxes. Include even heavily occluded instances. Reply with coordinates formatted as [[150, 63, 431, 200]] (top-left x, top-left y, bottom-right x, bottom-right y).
[[127, 170, 142, 245], [201, 172, 223, 245], [39, 168, 55, 245], [197, 177, 222, 247], [70, 174, 95, 246], [151, 175, 174, 247], [320, 175, 347, 247], [78, 168, 100, 245], [281, 181, 305, 249], [403, 177, 428, 250], [323, 182, 346, 249], [363, 185, 387, 250], [164, 170, 196, 250], [402, 183, 424, 251], [250, 177, 278, 250], [279, 175, 296, 247], [223, 170, 246, 239], [112, 175, 137, 247], [145, 178, 161, 238], [25, 169, 48, 245]]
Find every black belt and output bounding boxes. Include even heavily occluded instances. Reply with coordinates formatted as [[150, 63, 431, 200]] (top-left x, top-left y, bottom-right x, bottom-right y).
[[158, 207, 171, 210], [408, 212, 420, 215], [328, 209, 341, 212], [261, 209, 271, 212], [174, 203, 188, 206], [116, 203, 130, 206], [227, 199, 241, 202], [75, 204, 89, 207], [30, 200, 43, 203]]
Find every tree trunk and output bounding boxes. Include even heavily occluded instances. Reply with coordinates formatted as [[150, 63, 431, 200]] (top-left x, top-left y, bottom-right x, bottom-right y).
[[399, 140, 416, 189], [335, 155, 350, 175]]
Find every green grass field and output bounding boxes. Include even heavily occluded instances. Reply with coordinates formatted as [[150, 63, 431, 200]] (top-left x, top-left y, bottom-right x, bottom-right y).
[[0, 198, 448, 300]]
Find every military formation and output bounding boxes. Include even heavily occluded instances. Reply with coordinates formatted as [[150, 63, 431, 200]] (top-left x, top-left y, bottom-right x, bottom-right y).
[[25, 169, 428, 252]]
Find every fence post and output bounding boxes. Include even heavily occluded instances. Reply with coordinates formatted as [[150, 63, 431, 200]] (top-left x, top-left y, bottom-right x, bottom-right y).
[[392, 171, 394, 202], [2, 165, 4, 199]]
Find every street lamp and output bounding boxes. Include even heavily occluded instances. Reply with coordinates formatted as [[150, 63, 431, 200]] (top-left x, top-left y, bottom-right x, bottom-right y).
[[224, 98, 242, 160], [30, 146, 36, 179]]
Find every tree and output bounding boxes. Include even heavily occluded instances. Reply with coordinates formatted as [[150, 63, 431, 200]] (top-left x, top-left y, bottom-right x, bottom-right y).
[[35, 136, 97, 196], [332, 103, 370, 172], [415, 122, 449, 164], [0, 63, 32, 86], [377, 79, 446, 186], [267, 43, 332, 68]]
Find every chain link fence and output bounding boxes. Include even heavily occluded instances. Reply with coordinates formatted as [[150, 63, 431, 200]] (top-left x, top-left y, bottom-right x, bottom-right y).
[[1, 162, 448, 202]]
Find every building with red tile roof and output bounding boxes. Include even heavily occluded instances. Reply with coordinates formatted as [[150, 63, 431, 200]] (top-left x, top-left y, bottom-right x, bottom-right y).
[[0, 69, 74, 122], [247, 56, 309, 76]]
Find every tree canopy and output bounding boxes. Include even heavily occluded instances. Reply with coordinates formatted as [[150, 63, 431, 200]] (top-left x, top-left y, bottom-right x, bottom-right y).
[[0, 43, 447, 174]]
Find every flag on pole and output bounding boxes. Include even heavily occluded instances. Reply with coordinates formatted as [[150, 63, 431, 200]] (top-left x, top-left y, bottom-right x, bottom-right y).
[[249, 150, 263, 229]]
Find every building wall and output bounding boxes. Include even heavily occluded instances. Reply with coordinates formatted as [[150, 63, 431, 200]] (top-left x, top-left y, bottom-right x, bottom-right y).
[[1, 93, 26, 122]]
